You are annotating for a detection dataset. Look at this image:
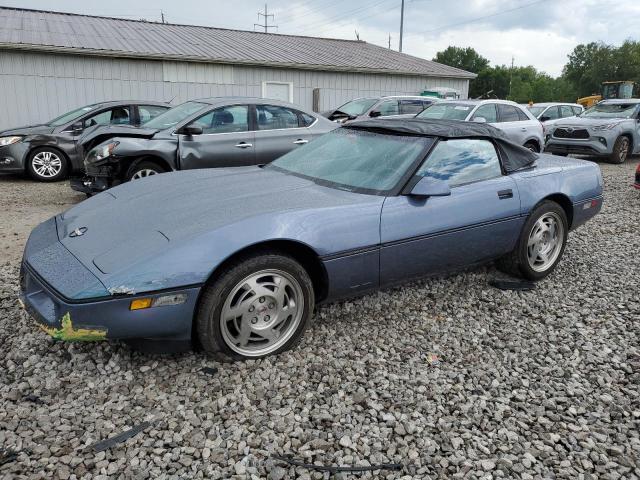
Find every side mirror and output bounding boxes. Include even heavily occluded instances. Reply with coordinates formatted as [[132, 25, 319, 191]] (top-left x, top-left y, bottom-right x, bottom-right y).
[[472, 116, 487, 123], [71, 121, 84, 132], [177, 125, 203, 136], [408, 177, 451, 197], [369, 110, 382, 118], [539, 115, 550, 122]]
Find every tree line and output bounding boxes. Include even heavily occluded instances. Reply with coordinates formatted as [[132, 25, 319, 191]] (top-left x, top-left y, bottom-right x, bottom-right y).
[[433, 41, 640, 103]]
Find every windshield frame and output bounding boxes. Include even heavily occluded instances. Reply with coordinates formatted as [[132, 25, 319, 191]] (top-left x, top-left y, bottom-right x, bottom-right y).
[[581, 102, 640, 119], [267, 128, 437, 196], [47, 104, 101, 127], [143, 101, 209, 130]]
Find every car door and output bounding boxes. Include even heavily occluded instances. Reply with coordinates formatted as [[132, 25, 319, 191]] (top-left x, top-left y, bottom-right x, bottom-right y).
[[178, 105, 256, 169], [470, 103, 498, 124], [253, 104, 312, 164], [380, 138, 521, 286], [496, 104, 532, 145], [541, 106, 561, 122], [372, 99, 400, 118]]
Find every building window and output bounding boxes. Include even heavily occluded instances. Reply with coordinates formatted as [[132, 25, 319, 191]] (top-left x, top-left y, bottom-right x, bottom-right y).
[[262, 81, 293, 103]]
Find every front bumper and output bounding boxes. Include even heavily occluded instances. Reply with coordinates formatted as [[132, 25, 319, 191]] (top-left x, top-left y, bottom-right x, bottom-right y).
[[544, 135, 612, 157], [20, 262, 199, 341], [0, 142, 29, 172]]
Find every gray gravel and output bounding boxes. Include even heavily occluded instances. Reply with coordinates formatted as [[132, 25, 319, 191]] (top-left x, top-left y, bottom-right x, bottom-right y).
[[1, 159, 639, 479]]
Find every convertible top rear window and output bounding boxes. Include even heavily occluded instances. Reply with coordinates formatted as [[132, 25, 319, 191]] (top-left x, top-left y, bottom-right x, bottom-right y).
[[268, 128, 433, 194]]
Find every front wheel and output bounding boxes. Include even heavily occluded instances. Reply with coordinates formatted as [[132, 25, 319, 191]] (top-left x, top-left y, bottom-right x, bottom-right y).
[[196, 252, 315, 361], [126, 160, 166, 181], [497, 201, 568, 280], [26, 148, 68, 182], [523, 141, 540, 153], [609, 136, 630, 164]]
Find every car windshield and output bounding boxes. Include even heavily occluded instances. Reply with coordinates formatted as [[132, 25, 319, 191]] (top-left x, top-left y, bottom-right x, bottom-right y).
[[417, 103, 473, 120], [143, 101, 207, 129], [47, 104, 99, 126], [268, 128, 433, 194], [528, 106, 546, 117], [581, 103, 638, 119], [335, 98, 379, 116]]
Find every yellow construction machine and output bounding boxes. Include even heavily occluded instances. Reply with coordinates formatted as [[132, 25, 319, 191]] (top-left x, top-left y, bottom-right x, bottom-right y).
[[577, 81, 635, 108]]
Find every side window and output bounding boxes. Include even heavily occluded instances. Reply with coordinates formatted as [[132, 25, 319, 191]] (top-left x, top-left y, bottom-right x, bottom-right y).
[[300, 112, 316, 127], [416, 139, 502, 187], [497, 104, 522, 122], [190, 105, 249, 134], [84, 107, 131, 128], [399, 100, 426, 115], [572, 106, 583, 115], [471, 104, 498, 123], [544, 106, 561, 120], [138, 105, 169, 124], [516, 108, 530, 121], [376, 99, 400, 116], [256, 105, 300, 130], [560, 105, 575, 118]]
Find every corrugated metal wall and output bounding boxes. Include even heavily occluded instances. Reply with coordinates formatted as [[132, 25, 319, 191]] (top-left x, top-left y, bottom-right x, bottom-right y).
[[0, 50, 470, 130]]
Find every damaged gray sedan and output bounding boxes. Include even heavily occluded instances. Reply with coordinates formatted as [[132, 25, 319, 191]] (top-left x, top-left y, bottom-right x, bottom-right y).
[[71, 97, 337, 194]]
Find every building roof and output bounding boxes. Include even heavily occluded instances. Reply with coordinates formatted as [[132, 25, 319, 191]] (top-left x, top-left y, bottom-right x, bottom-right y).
[[0, 6, 475, 79]]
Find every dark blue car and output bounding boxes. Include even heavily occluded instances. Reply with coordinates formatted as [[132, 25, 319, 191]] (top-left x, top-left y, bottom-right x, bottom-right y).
[[20, 119, 603, 360]]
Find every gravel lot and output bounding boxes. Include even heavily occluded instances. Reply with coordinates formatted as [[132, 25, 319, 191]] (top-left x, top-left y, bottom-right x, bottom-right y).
[[1, 159, 639, 480]]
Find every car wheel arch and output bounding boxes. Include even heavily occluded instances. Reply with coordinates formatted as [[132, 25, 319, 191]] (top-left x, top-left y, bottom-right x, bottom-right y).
[[537, 193, 573, 229], [125, 156, 172, 177], [523, 139, 541, 152]]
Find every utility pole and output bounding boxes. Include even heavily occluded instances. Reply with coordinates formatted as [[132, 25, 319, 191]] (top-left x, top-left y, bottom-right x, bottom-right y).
[[388, 33, 391, 49], [399, 0, 405, 52], [254, 4, 277, 33], [509, 56, 514, 99], [160, 10, 165, 23]]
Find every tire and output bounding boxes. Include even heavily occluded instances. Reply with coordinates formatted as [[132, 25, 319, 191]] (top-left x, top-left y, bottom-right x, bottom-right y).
[[524, 141, 540, 153], [126, 160, 166, 181], [609, 136, 630, 164], [496, 200, 568, 281], [26, 147, 69, 182], [196, 251, 315, 361]]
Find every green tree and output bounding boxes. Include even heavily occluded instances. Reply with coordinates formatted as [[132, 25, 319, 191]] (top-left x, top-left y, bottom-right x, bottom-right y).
[[433, 46, 490, 74]]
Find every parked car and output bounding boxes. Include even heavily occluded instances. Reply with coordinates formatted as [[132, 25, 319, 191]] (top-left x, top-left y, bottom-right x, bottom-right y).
[[72, 97, 337, 194], [21, 119, 603, 360], [528, 102, 584, 123], [544, 99, 640, 163], [324, 96, 436, 123], [417, 99, 544, 152], [0, 101, 169, 181]]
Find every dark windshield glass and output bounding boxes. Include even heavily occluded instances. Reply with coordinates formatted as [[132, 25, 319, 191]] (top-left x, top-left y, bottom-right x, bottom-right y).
[[47, 104, 99, 126], [268, 128, 432, 193], [144, 101, 207, 129], [417, 103, 472, 120], [335, 98, 379, 116], [582, 102, 638, 119]]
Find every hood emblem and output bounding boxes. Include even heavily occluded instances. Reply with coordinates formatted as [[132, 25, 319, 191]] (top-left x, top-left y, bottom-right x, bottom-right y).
[[69, 227, 88, 238], [566, 127, 574, 133]]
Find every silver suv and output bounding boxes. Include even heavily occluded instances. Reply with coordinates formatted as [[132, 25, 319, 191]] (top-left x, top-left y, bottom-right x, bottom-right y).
[[417, 99, 544, 152], [544, 99, 640, 163], [325, 96, 436, 124]]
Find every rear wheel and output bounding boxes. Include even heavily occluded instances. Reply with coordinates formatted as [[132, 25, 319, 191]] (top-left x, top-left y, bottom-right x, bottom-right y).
[[196, 252, 314, 361], [26, 147, 68, 182], [497, 201, 568, 281], [609, 136, 630, 164], [126, 160, 166, 181]]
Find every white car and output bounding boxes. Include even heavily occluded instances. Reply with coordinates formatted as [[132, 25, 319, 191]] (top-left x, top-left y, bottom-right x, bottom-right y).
[[418, 99, 544, 152], [528, 102, 583, 124]]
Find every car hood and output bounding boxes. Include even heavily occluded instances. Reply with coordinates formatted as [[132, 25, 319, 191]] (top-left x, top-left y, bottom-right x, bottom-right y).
[[57, 167, 382, 278], [79, 125, 160, 152], [553, 117, 628, 128], [0, 124, 55, 136]]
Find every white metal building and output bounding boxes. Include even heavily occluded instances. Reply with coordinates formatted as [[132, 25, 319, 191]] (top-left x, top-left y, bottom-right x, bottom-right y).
[[0, 7, 475, 130]]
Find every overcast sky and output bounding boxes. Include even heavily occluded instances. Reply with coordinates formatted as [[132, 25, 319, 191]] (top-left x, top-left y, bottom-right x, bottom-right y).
[[3, 0, 638, 77]]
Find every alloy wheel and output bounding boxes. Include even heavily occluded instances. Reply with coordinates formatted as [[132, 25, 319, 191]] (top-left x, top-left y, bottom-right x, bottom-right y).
[[527, 212, 564, 272], [220, 269, 304, 357], [31, 151, 62, 178], [131, 169, 158, 180]]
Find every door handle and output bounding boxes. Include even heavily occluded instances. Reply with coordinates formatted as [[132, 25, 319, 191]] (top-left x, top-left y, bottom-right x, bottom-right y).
[[520, 127, 527, 131], [293, 139, 309, 145], [497, 189, 513, 199], [234, 142, 253, 148]]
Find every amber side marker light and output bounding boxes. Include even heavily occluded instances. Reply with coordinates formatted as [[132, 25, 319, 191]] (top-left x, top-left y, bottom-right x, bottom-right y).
[[130, 294, 188, 311]]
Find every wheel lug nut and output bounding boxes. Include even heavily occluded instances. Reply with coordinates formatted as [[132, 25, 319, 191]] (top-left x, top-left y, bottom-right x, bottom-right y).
[[249, 306, 255, 312], [264, 315, 270, 321], [251, 317, 258, 324], [268, 303, 275, 309], [259, 297, 265, 303]]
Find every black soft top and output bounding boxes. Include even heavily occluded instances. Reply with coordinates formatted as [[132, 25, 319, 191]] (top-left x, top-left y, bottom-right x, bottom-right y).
[[345, 118, 538, 173]]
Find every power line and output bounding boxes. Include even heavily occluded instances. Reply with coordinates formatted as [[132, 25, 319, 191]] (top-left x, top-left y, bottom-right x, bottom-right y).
[[420, 0, 550, 35], [276, 0, 346, 24], [315, 2, 393, 36], [297, 0, 391, 32]]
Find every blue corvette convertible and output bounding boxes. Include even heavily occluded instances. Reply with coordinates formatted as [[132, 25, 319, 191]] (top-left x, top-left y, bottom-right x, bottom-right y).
[[20, 119, 603, 360]]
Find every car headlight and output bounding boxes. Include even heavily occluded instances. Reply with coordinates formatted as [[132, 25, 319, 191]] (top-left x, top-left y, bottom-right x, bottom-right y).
[[591, 123, 618, 131], [0, 136, 22, 146], [87, 141, 119, 163]]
